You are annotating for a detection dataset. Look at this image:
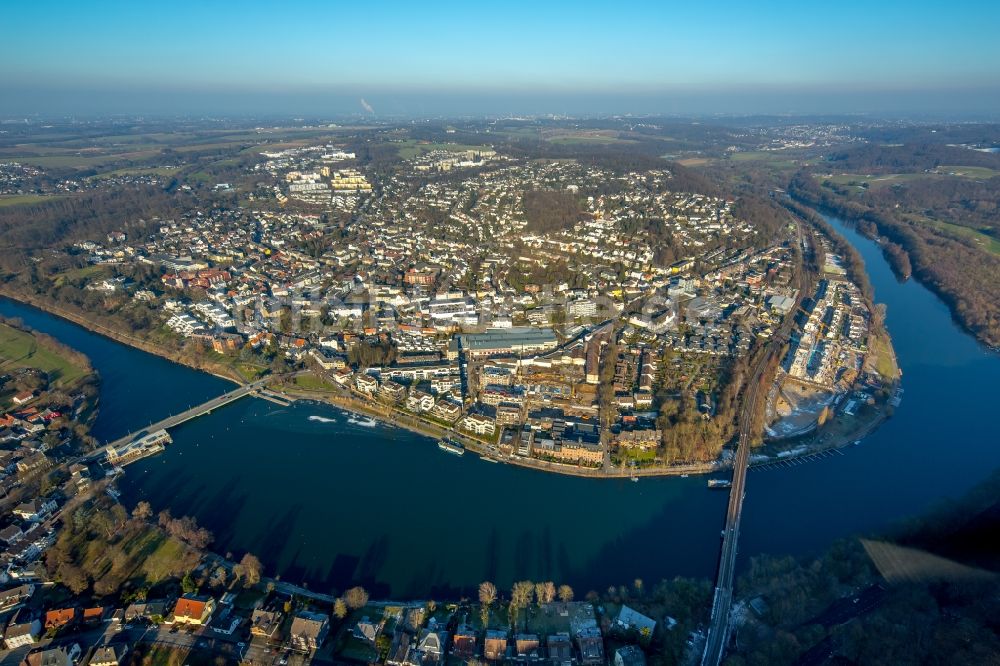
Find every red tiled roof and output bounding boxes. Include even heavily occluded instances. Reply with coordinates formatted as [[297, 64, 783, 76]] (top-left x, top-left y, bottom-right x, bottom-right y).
[[82, 607, 104, 620], [173, 597, 207, 619], [45, 608, 77, 627]]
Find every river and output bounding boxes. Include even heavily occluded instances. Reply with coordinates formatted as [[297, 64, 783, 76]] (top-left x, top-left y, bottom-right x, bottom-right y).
[[1, 212, 997, 598]]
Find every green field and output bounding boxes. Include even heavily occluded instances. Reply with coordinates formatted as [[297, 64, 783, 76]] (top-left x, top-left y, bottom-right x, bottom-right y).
[[820, 165, 999, 192], [394, 140, 490, 160], [727, 151, 800, 169], [548, 135, 636, 145], [818, 171, 935, 192], [935, 165, 1000, 179], [293, 374, 338, 392], [0, 149, 164, 168], [870, 329, 898, 381], [88, 165, 181, 179], [0, 322, 89, 386], [906, 214, 1000, 255], [0, 194, 68, 207]]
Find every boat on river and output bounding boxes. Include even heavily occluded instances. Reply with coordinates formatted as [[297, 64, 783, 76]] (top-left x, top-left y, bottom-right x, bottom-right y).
[[438, 439, 465, 456]]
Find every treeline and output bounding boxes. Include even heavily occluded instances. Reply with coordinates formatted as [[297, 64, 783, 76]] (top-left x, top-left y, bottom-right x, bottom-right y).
[[0, 186, 193, 268], [857, 123, 1000, 148], [790, 171, 1000, 347], [881, 240, 912, 280], [731, 195, 793, 243], [731, 539, 1000, 664], [825, 142, 1000, 172], [156, 509, 214, 549], [347, 338, 396, 368], [865, 174, 1000, 235], [522, 189, 584, 234], [46, 496, 201, 597]]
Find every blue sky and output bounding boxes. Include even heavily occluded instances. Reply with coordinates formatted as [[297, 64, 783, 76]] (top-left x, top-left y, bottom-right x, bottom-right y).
[[4, 0, 1000, 116]]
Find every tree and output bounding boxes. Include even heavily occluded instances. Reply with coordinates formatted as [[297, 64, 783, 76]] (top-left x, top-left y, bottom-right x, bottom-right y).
[[132, 501, 153, 521], [509, 580, 535, 628], [209, 566, 228, 589], [181, 572, 198, 595], [558, 585, 574, 603], [235, 553, 263, 587], [479, 581, 497, 627], [634, 578, 644, 596], [345, 586, 369, 610], [334, 598, 348, 620], [59, 562, 90, 594]]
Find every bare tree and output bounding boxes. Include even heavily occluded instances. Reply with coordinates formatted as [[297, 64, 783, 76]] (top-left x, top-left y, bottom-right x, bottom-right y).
[[345, 586, 369, 610], [509, 580, 535, 628], [132, 501, 153, 521], [209, 566, 228, 589], [543, 581, 557, 604], [235, 553, 262, 587], [479, 581, 497, 627]]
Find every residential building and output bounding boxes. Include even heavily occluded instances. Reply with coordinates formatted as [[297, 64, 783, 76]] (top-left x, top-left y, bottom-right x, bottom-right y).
[[484, 629, 508, 661], [90, 644, 128, 666], [249, 610, 282, 639], [289, 611, 329, 652], [3, 617, 40, 649], [615, 645, 647, 666], [171, 595, 216, 625]]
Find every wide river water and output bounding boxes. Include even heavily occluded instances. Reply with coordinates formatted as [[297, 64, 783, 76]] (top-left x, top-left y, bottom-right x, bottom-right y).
[[1, 213, 997, 598]]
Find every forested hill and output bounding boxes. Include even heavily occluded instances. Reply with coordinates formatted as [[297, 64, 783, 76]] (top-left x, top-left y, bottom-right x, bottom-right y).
[[825, 142, 1000, 172], [790, 168, 1000, 349]]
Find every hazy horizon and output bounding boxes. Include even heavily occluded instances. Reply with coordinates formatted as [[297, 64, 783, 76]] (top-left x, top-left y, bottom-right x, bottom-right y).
[[4, 0, 1000, 119]]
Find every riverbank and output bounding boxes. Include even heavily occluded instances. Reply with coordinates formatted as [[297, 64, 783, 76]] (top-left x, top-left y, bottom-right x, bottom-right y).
[[277, 382, 720, 479], [0, 289, 246, 385], [0, 288, 723, 481]]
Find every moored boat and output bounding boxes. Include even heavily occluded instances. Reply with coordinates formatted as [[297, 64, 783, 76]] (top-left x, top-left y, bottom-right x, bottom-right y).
[[438, 439, 465, 456]]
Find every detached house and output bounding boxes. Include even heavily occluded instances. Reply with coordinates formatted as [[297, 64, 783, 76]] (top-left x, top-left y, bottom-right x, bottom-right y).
[[250, 610, 282, 639], [451, 626, 477, 659], [44, 608, 77, 630], [3, 616, 40, 649], [417, 629, 447, 664], [23, 643, 81, 666], [13, 498, 57, 522], [90, 644, 128, 666], [483, 629, 508, 661], [354, 616, 380, 644], [288, 611, 329, 652], [172, 595, 216, 625]]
